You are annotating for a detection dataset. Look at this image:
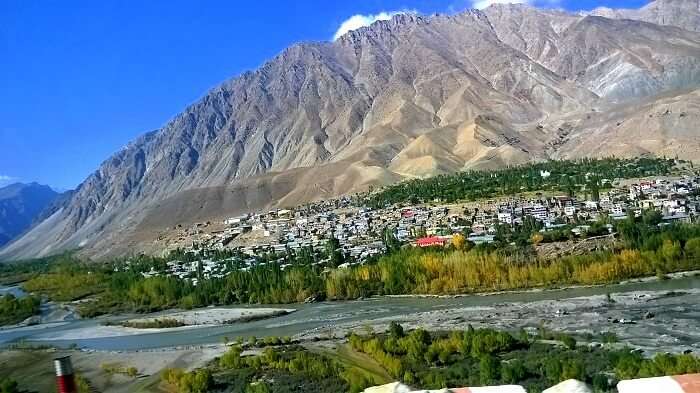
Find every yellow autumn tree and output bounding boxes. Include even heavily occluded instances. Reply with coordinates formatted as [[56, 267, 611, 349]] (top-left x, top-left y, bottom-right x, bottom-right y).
[[452, 233, 466, 250], [531, 232, 544, 246]]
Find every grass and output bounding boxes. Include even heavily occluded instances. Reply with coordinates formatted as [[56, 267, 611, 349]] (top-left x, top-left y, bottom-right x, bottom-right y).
[[106, 318, 186, 329], [0, 350, 58, 393], [309, 343, 392, 385]]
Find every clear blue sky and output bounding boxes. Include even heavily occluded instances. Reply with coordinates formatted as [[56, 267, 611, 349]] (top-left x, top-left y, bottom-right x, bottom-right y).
[[0, 0, 648, 190]]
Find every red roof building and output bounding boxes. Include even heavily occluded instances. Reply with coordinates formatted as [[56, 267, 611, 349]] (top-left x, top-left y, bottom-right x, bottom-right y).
[[415, 236, 446, 248]]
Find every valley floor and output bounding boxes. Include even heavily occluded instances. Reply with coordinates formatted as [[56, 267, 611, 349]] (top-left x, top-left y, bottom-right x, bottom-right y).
[[1, 275, 699, 392]]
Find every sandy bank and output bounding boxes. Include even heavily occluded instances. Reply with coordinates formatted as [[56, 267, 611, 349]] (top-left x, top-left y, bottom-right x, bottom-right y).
[[0, 345, 229, 393], [32, 307, 295, 341], [120, 307, 294, 326]]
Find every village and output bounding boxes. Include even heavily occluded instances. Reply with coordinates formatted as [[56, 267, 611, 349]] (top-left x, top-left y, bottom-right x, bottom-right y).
[[148, 175, 700, 282]]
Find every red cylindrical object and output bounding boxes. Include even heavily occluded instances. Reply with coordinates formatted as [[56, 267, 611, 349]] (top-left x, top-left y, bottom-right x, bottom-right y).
[[54, 356, 77, 393]]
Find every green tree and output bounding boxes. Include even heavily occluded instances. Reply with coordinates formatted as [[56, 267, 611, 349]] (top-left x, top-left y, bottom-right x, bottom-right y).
[[502, 359, 526, 384], [479, 355, 500, 385], [560, 334, 577, 350], [389, 321, 404, 339], [246, 382, 271, 393], [0, 377, 19, 393], [684, 237, 700, 260], [383, 227, 402, 253], [326, 235, 345, 268]]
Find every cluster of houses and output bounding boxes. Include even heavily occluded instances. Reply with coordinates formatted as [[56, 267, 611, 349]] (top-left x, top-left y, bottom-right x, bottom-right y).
[[139, 259, 234, 283], [150, 176, 700, 281], [456, 176, 696, 237]]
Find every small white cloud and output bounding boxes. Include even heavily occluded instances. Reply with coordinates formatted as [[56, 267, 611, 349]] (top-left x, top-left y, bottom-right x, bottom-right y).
[[472, 0, 529, 10], [0, 175, 16, 186], [333, 11, 403, 41]]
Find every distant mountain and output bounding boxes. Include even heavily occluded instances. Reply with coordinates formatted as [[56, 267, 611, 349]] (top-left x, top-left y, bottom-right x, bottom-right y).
[[3, 0, 700, 260], [0, 183, 59, 249], [589, 0, 700, 32]]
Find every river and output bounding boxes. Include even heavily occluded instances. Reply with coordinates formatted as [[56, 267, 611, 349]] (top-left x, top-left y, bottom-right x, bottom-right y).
[[0, 276, 698, 352], [0, 284, 27, 298]]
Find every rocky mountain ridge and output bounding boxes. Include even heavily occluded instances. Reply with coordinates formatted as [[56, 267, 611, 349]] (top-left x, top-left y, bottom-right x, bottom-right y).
[[589, 0, 700, 32], [0, 183, 59, 249], [2, 0, 700, 260]]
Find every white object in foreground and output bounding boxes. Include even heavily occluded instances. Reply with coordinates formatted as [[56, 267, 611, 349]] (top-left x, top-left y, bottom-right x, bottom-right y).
[[362, 383, 526, 393], [617, 374, 700, 393], [363, 382, 412, 393], [542, 379, 592, 393]]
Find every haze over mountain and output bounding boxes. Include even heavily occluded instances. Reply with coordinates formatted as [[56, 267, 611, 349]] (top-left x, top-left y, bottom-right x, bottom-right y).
[[0, 183, 59, 249], [2, 0, 700, 260]]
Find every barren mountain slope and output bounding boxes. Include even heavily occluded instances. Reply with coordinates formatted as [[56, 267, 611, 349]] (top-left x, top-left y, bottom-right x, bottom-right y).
[[546, 88, 700, 160], [485, 4, 700, 100], [3, 3, 700, 260], [590, 0, 700, 32]]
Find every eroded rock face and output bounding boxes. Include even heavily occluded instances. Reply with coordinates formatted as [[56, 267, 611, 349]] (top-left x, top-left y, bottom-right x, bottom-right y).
[[4, 1, 700, 260], [590, 0, 700, 32], [485, 3, 700, 100]]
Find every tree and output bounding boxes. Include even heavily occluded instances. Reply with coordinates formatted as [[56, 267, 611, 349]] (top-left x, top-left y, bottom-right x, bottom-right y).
[[660, 239, 681, 266], [590, 178, 601, 202], [502, 359, 526, 384], [642, 209, 663, 226], [403, 370, 416, 385], [383, 228, 402, 253], [562, 359, 585, 381], [388, 321, 404, 339], [452, 233, 466, 250], [180, 369, 213, 393], [246, 382, 271, 393], [545, 357, 563, 384], [560, 334, 577, 350], [479, 355, 500, 385], [592, 374, 610, 391], [220, 346, 244, 369], [685, 237, 700, 260], [531, 232, 544, 246], [326, 235, 345, 268], [126, 367, 138, 377], [0, 377, 18, 393]]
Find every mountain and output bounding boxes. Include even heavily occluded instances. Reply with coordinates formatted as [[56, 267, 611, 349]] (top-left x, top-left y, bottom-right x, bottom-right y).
[[3, 0, 700, 260], [0, 183, 59, 249], [589, 0, 700, 32]]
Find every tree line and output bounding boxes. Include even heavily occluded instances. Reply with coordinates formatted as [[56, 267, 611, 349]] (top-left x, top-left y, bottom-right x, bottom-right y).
[[160, 323, 700, 392], [348, 323, 700, 392], [363, 157, 678, 207], [0, 294, 40, 326], [14, 219, 700, 317]]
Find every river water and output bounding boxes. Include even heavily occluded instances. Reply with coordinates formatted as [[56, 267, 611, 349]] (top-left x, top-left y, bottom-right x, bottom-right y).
[[0, 285, 26, 298], [0, 276, 698, 351]]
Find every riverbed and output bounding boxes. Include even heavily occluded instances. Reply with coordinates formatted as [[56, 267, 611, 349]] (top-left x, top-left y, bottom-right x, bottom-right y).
[[0, 285, 26, 298], [1, 275, 698, 352]]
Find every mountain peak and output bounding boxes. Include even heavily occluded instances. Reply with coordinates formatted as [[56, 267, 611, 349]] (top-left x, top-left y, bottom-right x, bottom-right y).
[[336, 12, 426, 45], [4, 1, 700, 260], [588, 0, 700, 31], [0, 182, 59, 250]]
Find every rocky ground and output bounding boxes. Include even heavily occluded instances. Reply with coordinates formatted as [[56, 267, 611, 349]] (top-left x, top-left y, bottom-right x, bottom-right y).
[[298, 287, 700, 357]]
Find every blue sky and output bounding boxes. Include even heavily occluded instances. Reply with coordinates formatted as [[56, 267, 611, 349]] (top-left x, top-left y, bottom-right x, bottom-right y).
[[0, 0, 648, 190]]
